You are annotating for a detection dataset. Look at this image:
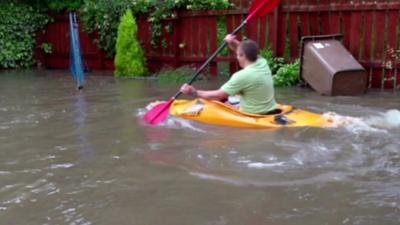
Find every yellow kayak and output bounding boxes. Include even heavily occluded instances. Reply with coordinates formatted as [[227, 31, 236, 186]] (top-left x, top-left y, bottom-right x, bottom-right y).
[[169, 99, 333, 129]]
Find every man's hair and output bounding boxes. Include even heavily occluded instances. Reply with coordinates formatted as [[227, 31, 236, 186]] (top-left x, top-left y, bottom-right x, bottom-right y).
[[239, 39, 259, 62]]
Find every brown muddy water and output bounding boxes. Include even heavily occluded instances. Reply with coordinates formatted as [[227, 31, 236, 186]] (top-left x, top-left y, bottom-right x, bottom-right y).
[[1, 70, 400, 225]]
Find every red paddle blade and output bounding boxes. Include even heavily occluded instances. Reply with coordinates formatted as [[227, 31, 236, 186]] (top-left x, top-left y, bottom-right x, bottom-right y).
[[257, 0, 281, 17], [247, 0, 281, 21], [143, 98, 174, 125]]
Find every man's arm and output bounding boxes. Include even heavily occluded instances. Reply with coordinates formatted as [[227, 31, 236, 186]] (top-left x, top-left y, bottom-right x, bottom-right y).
[[180, 84, 229, 101], [196, 89, 229, 101], [227, 39, 240, 52]]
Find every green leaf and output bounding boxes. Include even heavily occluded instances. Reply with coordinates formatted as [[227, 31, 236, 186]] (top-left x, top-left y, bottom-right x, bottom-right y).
[[0, 1, 50, 69]]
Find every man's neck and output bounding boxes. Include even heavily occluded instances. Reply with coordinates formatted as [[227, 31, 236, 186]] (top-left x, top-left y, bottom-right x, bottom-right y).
[[242, 60, 255, 68]]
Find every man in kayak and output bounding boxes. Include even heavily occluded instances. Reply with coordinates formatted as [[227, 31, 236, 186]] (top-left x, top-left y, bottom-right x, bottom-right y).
[[180, 34, 279, 115]]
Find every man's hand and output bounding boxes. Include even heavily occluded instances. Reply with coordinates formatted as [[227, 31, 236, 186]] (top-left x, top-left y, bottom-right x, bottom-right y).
[[224, 34, 239, 52], [224, 34, 237, 44], [180, 83, 197, 96]]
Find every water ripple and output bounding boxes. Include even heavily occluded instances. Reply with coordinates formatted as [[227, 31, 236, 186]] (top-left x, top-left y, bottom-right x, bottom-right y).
[[0, 171, 11, 175], [190, 171, 350, 187], [49, 163, 75, 170]]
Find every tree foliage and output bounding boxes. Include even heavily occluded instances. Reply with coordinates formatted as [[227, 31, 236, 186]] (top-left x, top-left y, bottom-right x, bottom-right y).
[[80, 0, 232, 57], [260, 46, 300, 87], [0, 2, 50, 69], [20, 0, 84, 11], [273, 60, 300, 87], [1, 0, 232, 69]]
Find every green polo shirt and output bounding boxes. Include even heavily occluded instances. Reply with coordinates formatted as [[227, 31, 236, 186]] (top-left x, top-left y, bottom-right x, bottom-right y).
[[221, 57, 277, 114]]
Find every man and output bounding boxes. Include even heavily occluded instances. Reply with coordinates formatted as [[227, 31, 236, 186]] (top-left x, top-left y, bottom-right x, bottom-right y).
[[180, 34, 278, 115]]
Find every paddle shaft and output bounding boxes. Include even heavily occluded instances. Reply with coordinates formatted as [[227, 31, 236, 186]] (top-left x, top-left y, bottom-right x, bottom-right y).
[[172, 21, 248, 100]]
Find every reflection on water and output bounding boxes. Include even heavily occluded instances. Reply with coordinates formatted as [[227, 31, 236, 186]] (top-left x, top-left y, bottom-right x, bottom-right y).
[[73, 93, 94, 157], [1, 70, 400, 225]]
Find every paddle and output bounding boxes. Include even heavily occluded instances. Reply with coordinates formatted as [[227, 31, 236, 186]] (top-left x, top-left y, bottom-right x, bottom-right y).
[[144, 0, 282, 125]]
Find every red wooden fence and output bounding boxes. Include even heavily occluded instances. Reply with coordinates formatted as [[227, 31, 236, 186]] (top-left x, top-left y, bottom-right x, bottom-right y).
[[36, 0, 400, 89]]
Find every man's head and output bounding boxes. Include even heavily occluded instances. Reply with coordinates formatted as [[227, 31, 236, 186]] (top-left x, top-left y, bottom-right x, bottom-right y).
[[236, 39, 259, 68]]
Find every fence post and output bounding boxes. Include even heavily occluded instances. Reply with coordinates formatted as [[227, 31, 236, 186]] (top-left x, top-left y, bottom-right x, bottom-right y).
[[210, 16, 218, 76], [173, 11, 181, 68], [273, 5, 282, 57], [34, 31, 46, 68]]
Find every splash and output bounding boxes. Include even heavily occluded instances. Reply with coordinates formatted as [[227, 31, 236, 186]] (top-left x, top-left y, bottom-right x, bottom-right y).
[[323, 109, 400, 133], [136, 102, 158, 117], [365, 110, 400, 129], [137, 103, 205, 132], [164, 116, 206, 132]]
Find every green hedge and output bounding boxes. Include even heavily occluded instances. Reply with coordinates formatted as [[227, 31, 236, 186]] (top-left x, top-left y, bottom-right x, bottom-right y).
[[273, 60, 300, 87], [0, 2, 50, 69], [21, 0, 84, 11], [80, 0, 232, 57], [260, 47, 300, 87], [0, 0, 232, 69]]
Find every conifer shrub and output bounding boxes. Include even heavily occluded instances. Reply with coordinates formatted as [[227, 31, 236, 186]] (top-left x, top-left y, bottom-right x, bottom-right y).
[[114, 9, 147, 77]]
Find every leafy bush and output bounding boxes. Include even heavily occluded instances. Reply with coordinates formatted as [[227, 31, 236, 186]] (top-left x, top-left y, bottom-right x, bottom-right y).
[[26, 0, 84, 11], [273, 59, 300, 87], [80, 0, 232, 57], [260, 46, 285, 75], [114, 9, 147, 77], [0, 2, 50, 69], [80, 0, 133, 57], [45, 0, 83, 11], [260, 45, 300, 86], [40, 43, 53, 54]]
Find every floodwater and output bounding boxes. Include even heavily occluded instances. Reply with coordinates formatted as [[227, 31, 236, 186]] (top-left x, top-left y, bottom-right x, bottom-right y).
[[1, 70, 399, 225]]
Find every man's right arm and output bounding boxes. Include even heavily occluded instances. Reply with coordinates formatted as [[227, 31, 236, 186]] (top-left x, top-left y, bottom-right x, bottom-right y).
[[228, 40, 240, 52]]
